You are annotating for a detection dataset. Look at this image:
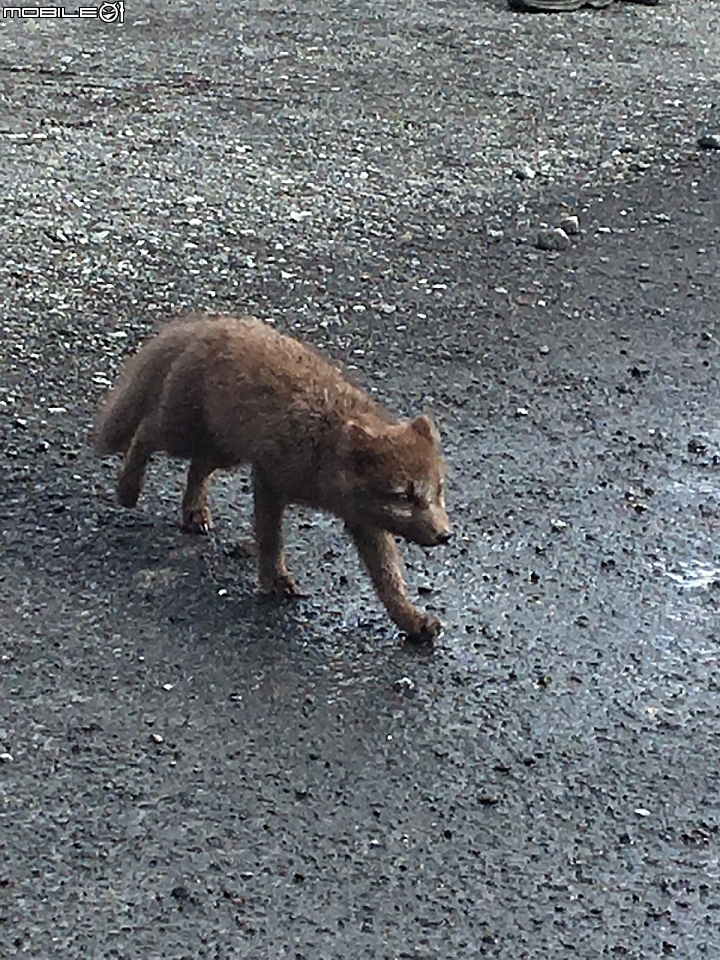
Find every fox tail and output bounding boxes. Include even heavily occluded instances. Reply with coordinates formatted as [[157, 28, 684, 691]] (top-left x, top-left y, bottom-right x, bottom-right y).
[[94, 324, 186, 455]]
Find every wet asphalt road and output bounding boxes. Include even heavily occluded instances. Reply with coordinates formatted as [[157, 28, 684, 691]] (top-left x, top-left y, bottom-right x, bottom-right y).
[[2, 3, 720, 958]]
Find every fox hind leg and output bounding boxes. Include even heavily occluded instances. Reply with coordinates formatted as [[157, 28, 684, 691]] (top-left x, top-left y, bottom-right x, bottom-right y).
[[116, 419, 158, 508], [182, 459, 216, 534]]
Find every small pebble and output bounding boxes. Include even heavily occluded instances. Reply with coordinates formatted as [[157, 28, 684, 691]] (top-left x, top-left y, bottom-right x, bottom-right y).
[[560, 215, 580, 235], [698, 134, 720, 150], [687, 437, 708, 455], [535, 228, 570, 252]]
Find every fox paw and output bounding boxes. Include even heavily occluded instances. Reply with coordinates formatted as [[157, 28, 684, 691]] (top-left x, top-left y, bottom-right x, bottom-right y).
[[259, 573, 307, 600], [117, 478, 141, 508], [404, 613, 443, 644], [182, 508, 214, 534]]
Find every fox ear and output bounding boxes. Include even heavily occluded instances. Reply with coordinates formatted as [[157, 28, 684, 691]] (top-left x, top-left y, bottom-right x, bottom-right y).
[[409, 414, 438, 443], [345, 420, 382, 444]]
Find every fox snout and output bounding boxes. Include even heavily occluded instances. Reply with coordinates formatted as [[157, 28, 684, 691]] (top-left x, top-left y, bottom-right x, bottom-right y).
[[410, 507, 452, 548], [418, 529, 452, 548]]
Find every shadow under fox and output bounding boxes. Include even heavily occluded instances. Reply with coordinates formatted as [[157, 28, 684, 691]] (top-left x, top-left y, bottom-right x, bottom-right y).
[[95, 315, 452, 641]]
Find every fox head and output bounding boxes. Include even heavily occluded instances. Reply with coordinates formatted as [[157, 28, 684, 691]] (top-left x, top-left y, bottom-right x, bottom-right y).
[[338, 414, 451, 547]]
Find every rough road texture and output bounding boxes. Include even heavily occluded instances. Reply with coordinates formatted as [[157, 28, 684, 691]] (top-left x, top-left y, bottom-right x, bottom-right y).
[[1, 2, 720, 958]]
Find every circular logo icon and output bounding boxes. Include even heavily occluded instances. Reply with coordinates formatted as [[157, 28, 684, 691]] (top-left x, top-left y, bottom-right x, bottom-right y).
[[98, 3, 120, 22]]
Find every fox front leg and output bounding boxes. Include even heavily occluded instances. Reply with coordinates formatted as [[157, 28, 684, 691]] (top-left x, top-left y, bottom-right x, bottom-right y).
[[252, 467, 305, 599], [347, 525, 442, 642]]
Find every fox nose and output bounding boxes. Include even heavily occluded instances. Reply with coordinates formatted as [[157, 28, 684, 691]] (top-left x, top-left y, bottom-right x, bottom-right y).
[[436, 528, 452, 545]]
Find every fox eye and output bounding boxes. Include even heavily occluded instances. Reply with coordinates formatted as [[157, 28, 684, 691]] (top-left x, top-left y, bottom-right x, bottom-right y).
[[387, 484, 414, 503]]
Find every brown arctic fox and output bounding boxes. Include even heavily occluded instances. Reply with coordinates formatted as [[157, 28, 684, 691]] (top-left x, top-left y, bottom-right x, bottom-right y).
[[94, 315, 451, 641]]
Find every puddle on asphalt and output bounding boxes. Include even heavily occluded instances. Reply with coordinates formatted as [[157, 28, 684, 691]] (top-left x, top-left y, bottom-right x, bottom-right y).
[[668, 476, 719, 497], [662, 558, 720, 589]]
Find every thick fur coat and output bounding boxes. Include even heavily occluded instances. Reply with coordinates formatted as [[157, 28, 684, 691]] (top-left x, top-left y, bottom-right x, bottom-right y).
[[95, 315, 451, 641]]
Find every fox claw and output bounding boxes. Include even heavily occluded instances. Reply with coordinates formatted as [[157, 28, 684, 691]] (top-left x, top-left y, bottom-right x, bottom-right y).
[[404, 613, 443, 644], [259, 574, 307, 600], [182, 509, 214, 534]]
